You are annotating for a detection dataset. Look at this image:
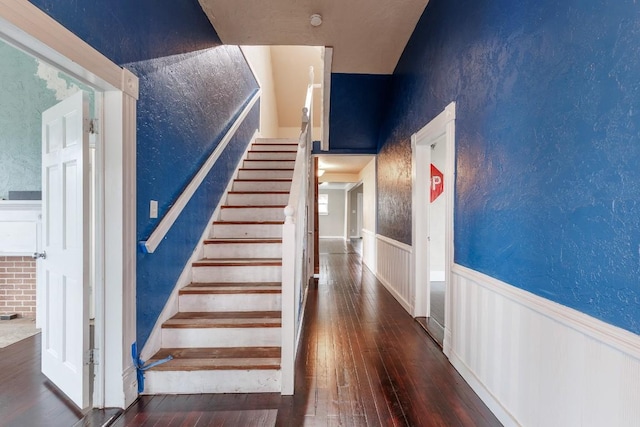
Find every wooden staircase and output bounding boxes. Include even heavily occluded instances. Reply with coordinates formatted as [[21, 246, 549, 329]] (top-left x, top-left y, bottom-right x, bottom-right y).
[[144, 138, 298, 394]]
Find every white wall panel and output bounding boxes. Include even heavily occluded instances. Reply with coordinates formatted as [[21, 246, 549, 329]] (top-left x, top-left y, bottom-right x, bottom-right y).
[[449, 264, 640, 427], [375, 235, 413, 313]]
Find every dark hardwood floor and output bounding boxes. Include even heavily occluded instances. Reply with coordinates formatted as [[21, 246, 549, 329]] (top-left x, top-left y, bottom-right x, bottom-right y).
[[1, 238, 501, 426], [0, 333, 82, 427]]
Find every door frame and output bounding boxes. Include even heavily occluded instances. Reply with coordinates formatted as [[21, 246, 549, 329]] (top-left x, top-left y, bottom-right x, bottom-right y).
[[411, 102, 456, 352], [0, 1, 139, 409]]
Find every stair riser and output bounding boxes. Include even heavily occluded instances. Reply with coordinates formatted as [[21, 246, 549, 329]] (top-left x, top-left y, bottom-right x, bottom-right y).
[[243, 160, 295, 169], [251, 144, 298, 152], [220, 207, 284, 222], [254, 138, 296, 144], [179, 293, 281, 312], [204, 242, 282, 259], [144, 370, 281, 394], [232, 181, 292, 192], [211, 224, 282, 239], [192, 265, 281, 283], [237, 170, 293, 180], [162, 327, 280, 348], [246, 151, 297, 160], [226, 193, 289, 206]]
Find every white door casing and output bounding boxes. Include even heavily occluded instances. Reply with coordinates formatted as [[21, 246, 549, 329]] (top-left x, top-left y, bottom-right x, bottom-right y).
[[411, 102, 456, 353], [41, 91, 90, 409]]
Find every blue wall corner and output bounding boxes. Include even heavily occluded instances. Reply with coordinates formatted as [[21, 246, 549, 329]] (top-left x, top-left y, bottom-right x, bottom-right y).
[[377, 0, 640, 334]]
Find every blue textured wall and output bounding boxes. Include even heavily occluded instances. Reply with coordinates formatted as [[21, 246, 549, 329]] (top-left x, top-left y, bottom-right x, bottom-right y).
[[378, 0, 640, 334], [327, 73, 391, 154], [29, 0, 260, 346]]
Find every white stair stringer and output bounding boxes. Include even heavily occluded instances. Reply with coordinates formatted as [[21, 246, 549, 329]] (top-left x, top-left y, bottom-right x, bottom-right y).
[[144, 137, 298, 395]]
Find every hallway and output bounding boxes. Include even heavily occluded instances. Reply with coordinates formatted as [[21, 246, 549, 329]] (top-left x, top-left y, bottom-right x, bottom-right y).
[[0, 239, 500, 426]]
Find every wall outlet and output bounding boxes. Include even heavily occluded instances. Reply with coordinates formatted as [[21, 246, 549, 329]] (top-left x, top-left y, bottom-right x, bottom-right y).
[[149, 200, 158, 218]]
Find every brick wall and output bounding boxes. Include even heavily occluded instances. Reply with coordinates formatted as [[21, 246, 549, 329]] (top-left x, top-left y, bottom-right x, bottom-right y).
[[0, 256, 36, 318]]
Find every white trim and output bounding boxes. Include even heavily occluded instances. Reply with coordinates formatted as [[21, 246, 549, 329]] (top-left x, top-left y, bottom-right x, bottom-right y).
[[377, 272, 413, 314], [447, 351, 519, 426], [0, 200, 42, 209], [141, 91, 261, 254], [453, 263, 640, 359], [411, 102, 455, 349], [319, 235, 345, 239], [376, 232, 412, 253], [140, 130, 259, 362], [321, 47, 333, 151], [0, 1, 139, 409]]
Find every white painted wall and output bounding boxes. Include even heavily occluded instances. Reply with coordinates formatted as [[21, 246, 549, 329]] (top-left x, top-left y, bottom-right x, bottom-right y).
[[359, 158, 376, 270], [240, 46, 279, 138], [278, 126, 321, 141], [318, 188, 346, 238]]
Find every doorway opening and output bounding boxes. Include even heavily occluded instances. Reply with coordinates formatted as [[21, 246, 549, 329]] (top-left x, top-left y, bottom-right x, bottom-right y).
[[412, 102, 456, 350], [0, 0, 139, 410]]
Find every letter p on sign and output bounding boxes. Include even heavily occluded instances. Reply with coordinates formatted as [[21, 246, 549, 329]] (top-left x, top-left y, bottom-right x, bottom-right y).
[[430, 164, 444, 202]]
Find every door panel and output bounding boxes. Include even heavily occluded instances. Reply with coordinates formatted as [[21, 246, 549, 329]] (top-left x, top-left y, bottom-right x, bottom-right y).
[[40, 91, 90, 410]]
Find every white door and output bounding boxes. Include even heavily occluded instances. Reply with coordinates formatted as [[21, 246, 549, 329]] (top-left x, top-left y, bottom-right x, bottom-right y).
[[40, 91, 91, 410]]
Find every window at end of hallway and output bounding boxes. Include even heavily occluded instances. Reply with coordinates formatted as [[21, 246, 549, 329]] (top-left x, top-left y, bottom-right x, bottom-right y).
[[318, 193, 329, 215]]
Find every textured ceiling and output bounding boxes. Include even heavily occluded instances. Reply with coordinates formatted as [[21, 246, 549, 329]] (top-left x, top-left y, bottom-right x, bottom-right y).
[[198, 0, 429, 74]]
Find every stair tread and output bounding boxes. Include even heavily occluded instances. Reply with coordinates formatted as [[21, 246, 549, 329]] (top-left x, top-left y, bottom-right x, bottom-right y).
[[213, 220, 284, 224], [193, 258, 282, 267], [148, 347, 281, 371], [164, 311, 281, 328], [233, 179, 292, 182], [248, 150, 297, 153], [180, 282, 282, 294], [228, 191, 289, 194], [204, 238, 282, 244], [244, 159, 294, 162], [221, 205, 286, 208], [238, 168, 294, 171], [172, 311, 281, 319]]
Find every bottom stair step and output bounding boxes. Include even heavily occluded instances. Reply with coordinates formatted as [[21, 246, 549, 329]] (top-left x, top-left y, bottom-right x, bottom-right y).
[[143, 347, 281, 394], [148, 347, 281, 370]]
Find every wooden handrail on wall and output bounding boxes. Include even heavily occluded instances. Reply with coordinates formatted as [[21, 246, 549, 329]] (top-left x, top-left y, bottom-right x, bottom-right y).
[[139, 90, 261, 254]]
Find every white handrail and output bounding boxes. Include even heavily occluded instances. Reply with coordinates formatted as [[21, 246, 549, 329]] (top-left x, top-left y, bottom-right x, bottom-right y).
[[281, 67, 316, 394], [140, 90, 261, 254]]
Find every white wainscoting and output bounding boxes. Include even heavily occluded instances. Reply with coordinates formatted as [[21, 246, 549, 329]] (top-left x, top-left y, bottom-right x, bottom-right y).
[[449, 264, 640, 427], [361, 229, 376, 272], [375, 235, 413, 313]]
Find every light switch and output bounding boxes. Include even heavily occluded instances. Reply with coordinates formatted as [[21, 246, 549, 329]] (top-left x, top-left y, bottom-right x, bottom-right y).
[[150, 200, 158, 218]]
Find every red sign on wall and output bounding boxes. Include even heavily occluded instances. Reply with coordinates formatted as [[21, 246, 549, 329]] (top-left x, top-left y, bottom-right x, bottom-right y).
[[430, 164, 443, 202]]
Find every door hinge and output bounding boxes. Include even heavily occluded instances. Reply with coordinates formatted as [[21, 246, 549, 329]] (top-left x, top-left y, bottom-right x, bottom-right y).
[[88, 119, 99, 135], [85, 348, 99, 365]]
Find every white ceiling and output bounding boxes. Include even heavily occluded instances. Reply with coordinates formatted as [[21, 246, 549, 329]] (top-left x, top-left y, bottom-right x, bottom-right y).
[[198, 0, 430, 74], [318, 155, 374, 175]]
